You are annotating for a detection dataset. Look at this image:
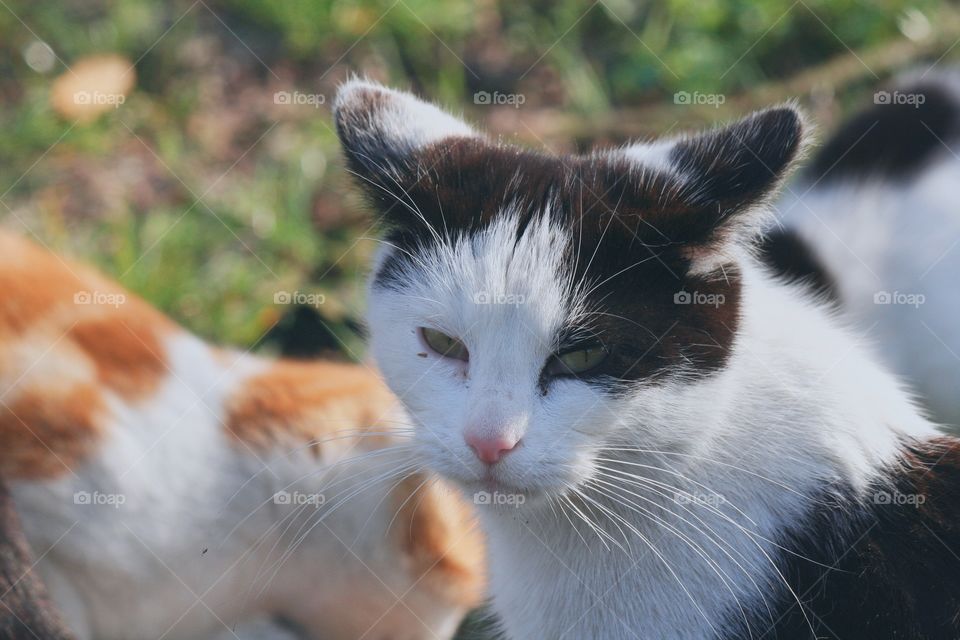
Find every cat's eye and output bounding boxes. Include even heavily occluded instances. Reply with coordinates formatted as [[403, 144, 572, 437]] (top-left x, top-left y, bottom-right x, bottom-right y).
[[547, 345, 608, 376], [420, 327, 469, 361]]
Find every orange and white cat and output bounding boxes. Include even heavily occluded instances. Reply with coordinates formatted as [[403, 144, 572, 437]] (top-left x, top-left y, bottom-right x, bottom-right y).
[[0, 230, 483, 639]]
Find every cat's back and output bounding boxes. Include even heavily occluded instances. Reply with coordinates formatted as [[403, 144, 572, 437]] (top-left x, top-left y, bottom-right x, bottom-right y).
[[0, 230, 394, 477]]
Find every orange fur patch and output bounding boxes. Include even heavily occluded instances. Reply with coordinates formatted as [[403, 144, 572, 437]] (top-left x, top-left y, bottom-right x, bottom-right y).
[[0, 230, 173, 479], [392, 475, 486, 607], [224, 359, 397, 454], [0, 383, 106, 479], [68, 314, 169, 400]]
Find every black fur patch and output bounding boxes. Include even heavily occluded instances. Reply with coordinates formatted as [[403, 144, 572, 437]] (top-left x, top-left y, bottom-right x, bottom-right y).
[[728, 437, 960, 639], [337, 95, 802, 387], [808, 81, 959, 184], [262, 306, 363, 359], [757, 228, 839, 301], [362, 140, 753, 387]]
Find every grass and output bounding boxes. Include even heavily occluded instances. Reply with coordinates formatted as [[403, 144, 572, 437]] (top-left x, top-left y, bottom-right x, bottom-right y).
[[1, 0, 951, 355]]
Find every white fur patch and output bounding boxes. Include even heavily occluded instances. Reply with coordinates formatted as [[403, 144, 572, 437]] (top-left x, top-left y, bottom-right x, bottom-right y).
[[334, 78, 477, 150], [617, 139, 679, 175], [368, 210, 609, 497]]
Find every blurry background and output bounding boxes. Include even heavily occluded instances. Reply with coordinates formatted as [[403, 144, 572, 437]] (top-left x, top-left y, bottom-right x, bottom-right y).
[[2, 0, 958, 361]]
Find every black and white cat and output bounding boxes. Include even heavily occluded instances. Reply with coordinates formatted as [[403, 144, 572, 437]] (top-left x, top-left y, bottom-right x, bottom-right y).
[[334, 79, 960, 639], [767, 71, 960, 430]]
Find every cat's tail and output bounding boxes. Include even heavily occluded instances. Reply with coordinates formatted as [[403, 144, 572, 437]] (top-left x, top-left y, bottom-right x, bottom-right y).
[[760, 69, 960, 427]]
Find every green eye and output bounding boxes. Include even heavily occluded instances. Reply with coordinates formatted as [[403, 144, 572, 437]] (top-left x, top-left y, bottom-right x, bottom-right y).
[[420, 328, 469, 361], [549, 345, 608, 376]]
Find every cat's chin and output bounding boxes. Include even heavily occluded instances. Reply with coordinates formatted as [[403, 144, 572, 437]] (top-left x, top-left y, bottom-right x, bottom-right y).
[[454, 477, 565, 510]]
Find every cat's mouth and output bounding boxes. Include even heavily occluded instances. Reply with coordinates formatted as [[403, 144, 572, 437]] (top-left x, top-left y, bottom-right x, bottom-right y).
[[420, 440, 587, 506]]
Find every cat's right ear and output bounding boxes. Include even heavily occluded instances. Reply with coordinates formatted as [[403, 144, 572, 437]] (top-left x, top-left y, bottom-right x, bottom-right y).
[[333, 79, 482, 214]]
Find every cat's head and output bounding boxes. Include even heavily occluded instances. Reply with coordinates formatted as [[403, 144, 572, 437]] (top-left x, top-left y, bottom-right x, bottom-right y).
[[335, 79, 805, 506]]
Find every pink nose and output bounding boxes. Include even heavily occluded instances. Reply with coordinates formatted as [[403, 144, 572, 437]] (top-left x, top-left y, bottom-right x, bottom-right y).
[[465, 433, 519, 465]]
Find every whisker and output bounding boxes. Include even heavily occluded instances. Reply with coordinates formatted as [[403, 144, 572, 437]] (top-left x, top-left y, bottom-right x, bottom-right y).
[[255, 461, 423, 598], [220, 443, 416, 546], [566, 486, 722, 639], [582, 478, 763, 637], [587, 461, 821, 635], [596, 450, 804, 500]]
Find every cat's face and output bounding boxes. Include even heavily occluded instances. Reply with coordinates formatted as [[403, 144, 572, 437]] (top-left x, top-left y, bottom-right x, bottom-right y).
[[335, 80, 803, 506]]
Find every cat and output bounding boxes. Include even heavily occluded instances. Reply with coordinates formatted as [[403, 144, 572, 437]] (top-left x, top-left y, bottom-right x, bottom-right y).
[[335, 78, 960, 639], [766, 70, 960, 430], [0, 230, 484, 639]]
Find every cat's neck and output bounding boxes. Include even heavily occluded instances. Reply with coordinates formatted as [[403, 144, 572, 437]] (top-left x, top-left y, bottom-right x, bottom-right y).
[[723, 260, 934, 484]]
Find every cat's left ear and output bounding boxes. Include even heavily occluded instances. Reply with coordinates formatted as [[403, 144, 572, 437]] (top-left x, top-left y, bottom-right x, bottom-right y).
[[618, 106, 807, 269]]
